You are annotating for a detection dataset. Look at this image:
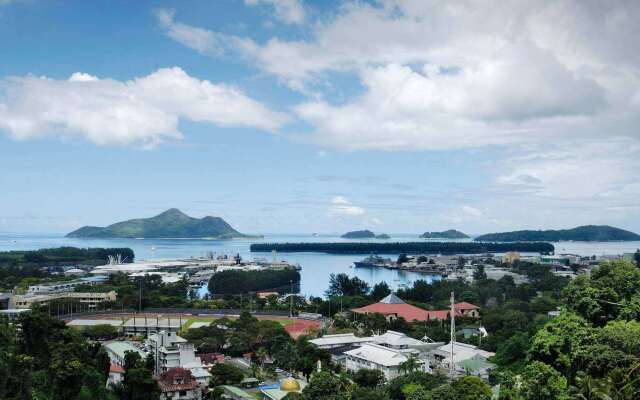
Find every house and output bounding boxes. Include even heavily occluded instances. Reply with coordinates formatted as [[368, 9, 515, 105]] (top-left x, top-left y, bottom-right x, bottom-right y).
[[344, 343, 428, 381], [372, 330, 440, 352], [197, 352, 225, 369], [454, 302, 480, 318], [351, 294, 480, 322], [309, 333, 373, 349], [158, 368, 202, 400], [147, 331, 210, 386], [107, 363, 125, 388], [104, 341, 147, 366], [430, 342, 495, 379], [351, 294, 432, 322]]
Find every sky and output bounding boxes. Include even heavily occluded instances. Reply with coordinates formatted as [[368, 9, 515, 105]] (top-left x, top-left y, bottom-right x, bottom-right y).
[[1, 0, 639, 235]]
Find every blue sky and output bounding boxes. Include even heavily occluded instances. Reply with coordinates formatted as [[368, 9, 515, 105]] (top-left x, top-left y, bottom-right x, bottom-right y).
[[1, 0, 639, 235]]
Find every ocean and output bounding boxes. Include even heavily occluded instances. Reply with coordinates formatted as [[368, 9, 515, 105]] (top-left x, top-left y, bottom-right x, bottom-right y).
[[1, 233, 638, 297]]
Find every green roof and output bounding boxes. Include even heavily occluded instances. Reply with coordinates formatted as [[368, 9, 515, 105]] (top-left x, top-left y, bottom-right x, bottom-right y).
[[221, 385, 255, 400], [456, 357, 495, 372]]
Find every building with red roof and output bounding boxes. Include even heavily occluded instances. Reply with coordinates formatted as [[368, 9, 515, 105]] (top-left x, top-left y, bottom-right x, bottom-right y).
[[158, 368, 201, 400], [351, 294, 479, 322], [454, 302, 480, 318]]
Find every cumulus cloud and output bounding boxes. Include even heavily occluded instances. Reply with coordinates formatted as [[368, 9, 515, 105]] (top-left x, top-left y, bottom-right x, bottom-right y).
[[328, 196, 365, 217], [159, 1, 639, 152], [0, 67, 289, 146], [245, 0, 305, 25]]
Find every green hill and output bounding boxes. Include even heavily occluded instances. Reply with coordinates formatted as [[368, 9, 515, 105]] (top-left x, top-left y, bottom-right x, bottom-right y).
[[474, 225, 640, 242], [341, 230, 376, 239], [66, 208, 250, 239], [421, 229, 469, 239]]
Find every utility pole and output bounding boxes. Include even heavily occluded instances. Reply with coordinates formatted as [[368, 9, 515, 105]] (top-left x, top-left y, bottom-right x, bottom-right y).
[[450, 291, 455, 379], [289, 280, 294, 317]]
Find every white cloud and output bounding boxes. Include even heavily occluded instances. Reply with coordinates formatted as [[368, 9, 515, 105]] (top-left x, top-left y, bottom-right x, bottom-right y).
[[245, 0, 305, 25], [329, 196, 365, 217], [461, 206, 483, 218], [0, 67, 289, 146], [153, 9, 232, 56]]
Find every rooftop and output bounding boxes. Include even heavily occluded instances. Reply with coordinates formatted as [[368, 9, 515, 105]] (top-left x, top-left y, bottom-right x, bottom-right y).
[[309, 333, 373, 347], [344, 343, 417, 367]]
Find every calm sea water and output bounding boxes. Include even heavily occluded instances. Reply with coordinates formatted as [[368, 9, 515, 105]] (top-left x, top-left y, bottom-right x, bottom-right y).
[[1, 233, 638, 297]]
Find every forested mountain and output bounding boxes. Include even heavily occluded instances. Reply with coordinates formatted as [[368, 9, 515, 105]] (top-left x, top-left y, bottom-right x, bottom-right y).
[[67, 208, 249, 239], [474, 225, 640, 242]]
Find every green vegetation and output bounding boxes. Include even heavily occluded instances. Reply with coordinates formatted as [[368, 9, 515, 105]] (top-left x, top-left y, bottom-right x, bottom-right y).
[[420, 230, 469, 239], [208, 269, 301, 294], [0, 247, 134, 290], [250, 241, 554, 254], [342, 230, 376, 239], [66, 208, 250, 239], [474, 224, 640, 242], [0, 309, 114, 400]]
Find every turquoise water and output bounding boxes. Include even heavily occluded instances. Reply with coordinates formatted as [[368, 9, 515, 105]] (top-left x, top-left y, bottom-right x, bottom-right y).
[[1, 233, 638, 297]]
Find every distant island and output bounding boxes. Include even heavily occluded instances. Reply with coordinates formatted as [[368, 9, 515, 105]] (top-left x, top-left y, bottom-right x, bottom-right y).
[[66, 208, 254, 239], [376, 233, 391, 239], [421, 229, 469, 239], [341, 230, 376, 239], [474, 225, 640, 242]]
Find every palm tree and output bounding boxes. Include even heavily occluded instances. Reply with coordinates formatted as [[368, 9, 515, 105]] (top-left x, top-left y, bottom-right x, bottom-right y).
[[571, 373, 613, 400], [399, 355, 420, 375]]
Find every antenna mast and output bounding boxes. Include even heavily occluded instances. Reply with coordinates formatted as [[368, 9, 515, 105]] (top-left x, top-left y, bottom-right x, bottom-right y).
[[450, 291, 455, 379]]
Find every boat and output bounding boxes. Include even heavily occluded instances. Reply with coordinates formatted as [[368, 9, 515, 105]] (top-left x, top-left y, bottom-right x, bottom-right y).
[[353, 255, 395, 268]]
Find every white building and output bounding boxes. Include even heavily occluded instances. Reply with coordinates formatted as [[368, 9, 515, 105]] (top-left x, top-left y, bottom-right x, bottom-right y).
[[344, 343, 427, 381], [148, 331, 210, 386], [104, 341, 147, 366], [309, 333, 373, 349], [431, 342, 496, 379]]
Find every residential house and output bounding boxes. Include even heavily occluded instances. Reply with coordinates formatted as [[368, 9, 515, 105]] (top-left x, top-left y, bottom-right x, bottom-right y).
[[344, 343, 428, 381], [158, 368, 202, 400]]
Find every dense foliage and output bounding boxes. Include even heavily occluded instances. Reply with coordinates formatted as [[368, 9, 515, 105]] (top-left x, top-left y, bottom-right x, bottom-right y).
[[474, 224, 640, 242], [0, 310, 113, 400], [250, 241, 554, 254], [208, 269, 301, 294]]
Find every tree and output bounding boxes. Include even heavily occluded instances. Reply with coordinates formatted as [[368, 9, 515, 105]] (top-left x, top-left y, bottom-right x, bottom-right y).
[[527, 312, 593, 378], [399, 356, 421, 375], [371, 282, 392, 301], [451, 376, 492, 400], [325, 273, 369, 297], [353, 368, 385, 388], [209, 363, 244, 387], [634, 249, 640, 267], [563, 260, 640, 325], [472, 265, 487, 281], [121, 367, 161, 400], [517, 361, 570, 400], [302, 370, 350, 400]]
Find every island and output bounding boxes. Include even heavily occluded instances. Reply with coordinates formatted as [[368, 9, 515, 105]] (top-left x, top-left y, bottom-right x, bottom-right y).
[[420, 229, 469, 239], [474, 225, 640, 242], [376, 233, 391, 239], [66, 208, 255, 239], [341, 230, 376, 239]]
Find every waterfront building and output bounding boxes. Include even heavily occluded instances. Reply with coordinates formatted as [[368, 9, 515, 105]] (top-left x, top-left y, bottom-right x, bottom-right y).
[[10, 290, 117, 309]]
